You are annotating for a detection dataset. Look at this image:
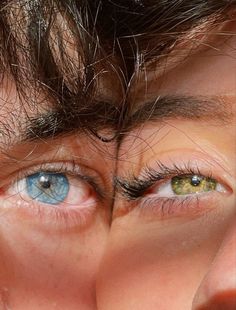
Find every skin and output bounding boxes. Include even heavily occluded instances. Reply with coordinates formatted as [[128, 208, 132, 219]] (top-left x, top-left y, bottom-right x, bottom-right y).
[[0, 69, 121, 309], [97, 21, 236, 309]]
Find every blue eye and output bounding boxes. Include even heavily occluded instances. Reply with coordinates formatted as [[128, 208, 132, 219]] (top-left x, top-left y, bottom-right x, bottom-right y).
[[26, 172, 69, 205]]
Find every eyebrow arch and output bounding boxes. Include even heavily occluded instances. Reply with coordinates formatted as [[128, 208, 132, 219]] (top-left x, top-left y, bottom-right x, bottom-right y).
[[127, 95, 234, 129], [24, 100, 119, 141], [25, 109, 83, 141]]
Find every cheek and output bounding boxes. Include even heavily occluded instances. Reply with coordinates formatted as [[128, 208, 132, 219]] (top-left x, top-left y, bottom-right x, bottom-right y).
[[97, 236, 208, 310], [97, 208, 234, 310], [0, 212, 109, 310]]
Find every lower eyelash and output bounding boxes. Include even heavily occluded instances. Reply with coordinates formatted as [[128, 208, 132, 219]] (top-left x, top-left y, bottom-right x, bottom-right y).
[[5, 195, 97, 230], [136, 194, 216, 219], [35, 202, 97, 228], [138, 196, 194, 216]]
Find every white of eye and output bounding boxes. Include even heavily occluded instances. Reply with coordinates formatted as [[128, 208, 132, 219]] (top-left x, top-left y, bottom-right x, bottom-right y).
[[155, 180, 175, 197]]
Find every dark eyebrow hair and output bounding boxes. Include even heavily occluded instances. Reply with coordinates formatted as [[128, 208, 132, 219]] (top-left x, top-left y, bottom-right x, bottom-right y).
[[126, 95, 234, 130], [23, 100, 120, 142]]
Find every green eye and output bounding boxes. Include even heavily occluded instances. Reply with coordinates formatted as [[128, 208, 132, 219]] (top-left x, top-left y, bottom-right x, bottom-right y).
[[171, 175, 217, 195]]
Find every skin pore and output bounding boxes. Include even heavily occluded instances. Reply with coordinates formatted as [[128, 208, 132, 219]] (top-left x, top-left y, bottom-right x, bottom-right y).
[[0, 71, 121, 309], [96, 19, 236, 310]]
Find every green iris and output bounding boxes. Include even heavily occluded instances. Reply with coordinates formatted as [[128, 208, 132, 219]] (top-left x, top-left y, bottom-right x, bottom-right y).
[[171, 175, 217, 195]]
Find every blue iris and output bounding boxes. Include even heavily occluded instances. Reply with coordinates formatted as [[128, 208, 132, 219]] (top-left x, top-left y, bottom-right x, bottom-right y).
[[26, 172, 69, 205]]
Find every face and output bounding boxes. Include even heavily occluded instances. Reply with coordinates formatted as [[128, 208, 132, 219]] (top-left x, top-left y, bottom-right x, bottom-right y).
[[0, 70, 120, 309], [97, 22, 236, 309]]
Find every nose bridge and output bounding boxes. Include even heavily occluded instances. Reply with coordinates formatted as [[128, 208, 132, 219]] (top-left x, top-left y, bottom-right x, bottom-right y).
[[192, 218, 236, 310]]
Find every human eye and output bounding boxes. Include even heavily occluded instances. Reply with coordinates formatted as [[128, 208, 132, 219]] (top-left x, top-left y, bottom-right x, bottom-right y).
[[116, 160, 231, 219], [157, 174, 224, 196], [2, 162, 104, 229]]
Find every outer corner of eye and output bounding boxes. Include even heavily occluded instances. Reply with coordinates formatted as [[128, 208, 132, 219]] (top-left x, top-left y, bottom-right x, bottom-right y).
[[216, 175, 236, 196], [216, 177, 234, 196]]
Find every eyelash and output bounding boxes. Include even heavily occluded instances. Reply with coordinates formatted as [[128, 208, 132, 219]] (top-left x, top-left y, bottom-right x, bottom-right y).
[[1, 161, 104, 229], [116, 161, 224, 218]]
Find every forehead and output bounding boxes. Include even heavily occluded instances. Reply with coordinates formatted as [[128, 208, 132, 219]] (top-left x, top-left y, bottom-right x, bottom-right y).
[[131, 20, 236, 103], [118, 21, 236, 169], [0, 61, 123, 141]]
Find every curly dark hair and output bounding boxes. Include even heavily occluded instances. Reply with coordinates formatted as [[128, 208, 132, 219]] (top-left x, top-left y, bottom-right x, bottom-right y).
[[0, 0, 235, 140]]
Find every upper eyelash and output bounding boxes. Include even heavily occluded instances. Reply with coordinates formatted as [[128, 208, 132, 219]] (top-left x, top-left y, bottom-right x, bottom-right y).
[[116, 160, 213, 200]]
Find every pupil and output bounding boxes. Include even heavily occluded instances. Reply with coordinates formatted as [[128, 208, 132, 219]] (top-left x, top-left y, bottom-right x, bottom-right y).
[[39, 175, 51, 189], [191, 175, 201, 187]]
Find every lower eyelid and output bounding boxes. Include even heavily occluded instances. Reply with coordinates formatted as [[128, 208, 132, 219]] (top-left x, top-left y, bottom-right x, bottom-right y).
[[1, 194, 98, 230], [128, 191, 229, 220]]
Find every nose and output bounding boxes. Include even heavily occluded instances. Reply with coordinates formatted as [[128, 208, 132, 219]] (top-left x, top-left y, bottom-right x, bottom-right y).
[[192, 219, 236, 310]]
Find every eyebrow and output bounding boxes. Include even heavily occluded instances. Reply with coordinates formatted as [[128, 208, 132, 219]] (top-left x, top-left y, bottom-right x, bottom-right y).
[[127, 95, 234, 130], [23, 100, 119, 142]]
